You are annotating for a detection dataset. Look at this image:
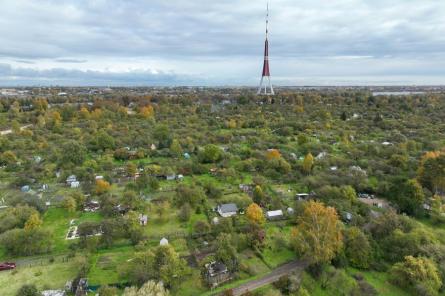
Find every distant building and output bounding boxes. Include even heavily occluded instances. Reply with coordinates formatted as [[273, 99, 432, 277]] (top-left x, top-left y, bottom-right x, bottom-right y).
[[239, 184, 253, 193], [66, 175, 77, 186], [139, 214, 148, 226], [343, 212, 353, 223], [266, 210, 284, 220], [166, 174, 176, 181], [296, 193, 309, 200], [204, 261, 232, 288], [160, 237, 169, 246], [217, 203, 238, 217], [75, 278, 88, 296], [316, 152, 327, 160], [21, 185, 30, 192], [84, 201, 100, 212], [42, 290, 66, 296]]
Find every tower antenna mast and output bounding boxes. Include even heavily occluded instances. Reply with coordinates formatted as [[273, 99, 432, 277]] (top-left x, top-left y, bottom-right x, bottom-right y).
[[257, 1, 274, 96]]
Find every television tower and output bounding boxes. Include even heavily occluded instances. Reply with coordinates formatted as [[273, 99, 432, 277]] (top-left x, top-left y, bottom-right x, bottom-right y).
[[257, 1, 274, 96]]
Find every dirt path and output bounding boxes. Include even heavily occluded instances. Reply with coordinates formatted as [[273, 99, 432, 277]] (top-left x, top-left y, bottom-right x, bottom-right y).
[[215, 259, 308, 296], [0, 124, 32, 136]]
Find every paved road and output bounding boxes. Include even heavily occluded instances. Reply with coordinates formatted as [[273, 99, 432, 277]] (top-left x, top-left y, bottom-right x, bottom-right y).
[[215, 259, 308, 296]]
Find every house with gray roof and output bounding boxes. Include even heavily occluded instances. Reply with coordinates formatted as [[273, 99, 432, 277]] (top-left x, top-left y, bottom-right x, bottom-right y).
[[217, 203, 238, 217]]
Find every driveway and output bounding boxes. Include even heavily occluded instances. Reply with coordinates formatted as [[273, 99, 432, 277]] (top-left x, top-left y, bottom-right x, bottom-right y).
[[215, 259, 308, 296]]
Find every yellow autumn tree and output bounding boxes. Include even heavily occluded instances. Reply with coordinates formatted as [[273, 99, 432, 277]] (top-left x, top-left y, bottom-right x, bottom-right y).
[[52, 111, 62, 127], [266, 149, 281, 160], [227, 119, 237, 129], [24, 213, 43, 230], [79, 107, 90, 119], [95, 179, 111, 195], [291, 201, 343, 265], [246, 203, 265, 224], [62, 196, 77, 213], [91, 108, 103, 120], [302, 153, 314, 174], [140, 105, 154, 119]]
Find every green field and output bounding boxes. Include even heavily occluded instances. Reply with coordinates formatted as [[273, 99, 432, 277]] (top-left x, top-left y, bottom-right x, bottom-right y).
[[0, 258, 79, 296]]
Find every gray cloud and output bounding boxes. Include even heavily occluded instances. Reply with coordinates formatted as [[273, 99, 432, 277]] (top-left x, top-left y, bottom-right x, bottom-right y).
[[0, 63, 192, 86], [55, 58, 88, 63], [0, 0, 444, 85]]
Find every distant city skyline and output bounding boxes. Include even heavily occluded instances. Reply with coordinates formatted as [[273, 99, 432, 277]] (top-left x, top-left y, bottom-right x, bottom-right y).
[[1, 0, 445, 86]]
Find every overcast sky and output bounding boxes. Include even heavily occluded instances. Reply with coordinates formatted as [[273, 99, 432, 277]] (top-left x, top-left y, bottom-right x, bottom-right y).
[[1, 0, 445, 86]]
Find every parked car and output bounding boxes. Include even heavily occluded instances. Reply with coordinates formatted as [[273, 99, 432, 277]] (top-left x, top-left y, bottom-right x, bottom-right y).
[[0, 262, 16, 271]]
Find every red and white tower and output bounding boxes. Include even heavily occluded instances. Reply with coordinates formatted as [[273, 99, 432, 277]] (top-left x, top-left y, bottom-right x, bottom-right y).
[[257, 2, 274, 96]]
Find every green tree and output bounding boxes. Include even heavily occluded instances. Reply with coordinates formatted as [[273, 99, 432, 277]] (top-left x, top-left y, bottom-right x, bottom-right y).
[[178, 203, 192, 222], [344, 227, 371, 269], [418, 152, 445, 192], [154, 125, 172, 149], [96, 130, 115, 151], [302, 153, 314, 174], [198, 144, 223, 163], [391, 178, 425, 216], [215, 233, 238, 272], [253, 185, 266, 205], [61, 140, 87, 165], [0, 151, 18, 167], [339, 185, 357, 203], [431, 195, 445, 224], [125, 245, 188, 288], [24, 213, 43, 231], [16, 284, 40, 296], [0, 228, 52, 256], [98, 285, 119, 296], [390, 256, 442, 295], [169, 139, 182, 157], [175, 184, 206, 207], [123, 281, 169, 296], [62, 196, 77, 213], [71, 191, 86, 211], [127, 162, 137, 177]]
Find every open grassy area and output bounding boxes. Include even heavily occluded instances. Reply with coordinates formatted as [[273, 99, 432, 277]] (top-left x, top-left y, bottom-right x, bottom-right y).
[[88, 245, 135, 285], [42, 208, 103, 253], [0, 258, 79, 296], [346, 268, 407, 296]]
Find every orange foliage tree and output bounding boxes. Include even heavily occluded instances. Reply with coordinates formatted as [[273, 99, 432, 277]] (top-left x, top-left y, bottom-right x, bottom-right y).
[[95, 179, 111, 195], [246, 203, 265, 224], [266, 149, 281, 160], [140, 105, 154, 119]]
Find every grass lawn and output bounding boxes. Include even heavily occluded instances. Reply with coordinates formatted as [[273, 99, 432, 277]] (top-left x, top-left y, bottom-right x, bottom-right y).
[[144, 211, 187, 238], [0, 258, 78, 296], [346, 268, 407, 296], [262, 247, 295, 268], [187, 212, 208, 233], [176, 270, 208, 296], [42, 208, 103, 253], [241, 250, 270, 275], [261, 224, 296, 268], [88, 245, 135, 285]]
